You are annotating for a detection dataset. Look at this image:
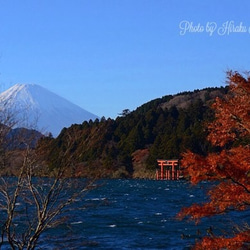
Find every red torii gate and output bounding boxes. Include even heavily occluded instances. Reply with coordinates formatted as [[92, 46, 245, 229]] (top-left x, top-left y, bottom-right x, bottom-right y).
[[156, 159, 180, 180]]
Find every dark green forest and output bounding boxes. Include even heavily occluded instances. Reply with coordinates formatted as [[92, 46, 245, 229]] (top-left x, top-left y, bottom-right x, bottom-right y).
[[37, 86, 228, 178]]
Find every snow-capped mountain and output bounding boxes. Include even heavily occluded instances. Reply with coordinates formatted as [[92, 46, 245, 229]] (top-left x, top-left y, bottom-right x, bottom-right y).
[[0, 84, 99, 137]]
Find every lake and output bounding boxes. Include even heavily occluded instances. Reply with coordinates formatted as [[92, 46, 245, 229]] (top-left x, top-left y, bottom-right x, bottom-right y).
[[1, 179, 249, 249]]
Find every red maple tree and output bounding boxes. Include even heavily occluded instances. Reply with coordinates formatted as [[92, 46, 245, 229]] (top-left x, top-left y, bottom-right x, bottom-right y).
[[178, 71, 250, 249]]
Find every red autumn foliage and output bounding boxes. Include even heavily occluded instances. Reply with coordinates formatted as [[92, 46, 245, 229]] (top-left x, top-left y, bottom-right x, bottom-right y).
[[177, 71, 250, 249]]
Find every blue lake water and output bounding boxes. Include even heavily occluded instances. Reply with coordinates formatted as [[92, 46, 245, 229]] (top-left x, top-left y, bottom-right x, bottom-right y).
[[2, 179, 250, 249]]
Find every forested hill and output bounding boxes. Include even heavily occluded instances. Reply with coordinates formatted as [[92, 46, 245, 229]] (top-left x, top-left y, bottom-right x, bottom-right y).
[[37, 86, 228, 179]]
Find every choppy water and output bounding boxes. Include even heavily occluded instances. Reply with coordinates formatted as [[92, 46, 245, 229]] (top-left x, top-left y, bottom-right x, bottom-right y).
[[2, 179, 250, 249]]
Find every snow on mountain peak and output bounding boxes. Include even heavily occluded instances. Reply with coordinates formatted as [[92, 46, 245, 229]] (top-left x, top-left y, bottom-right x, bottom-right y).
[[0, 83, 99, 137], [1, 84, 39, 108]]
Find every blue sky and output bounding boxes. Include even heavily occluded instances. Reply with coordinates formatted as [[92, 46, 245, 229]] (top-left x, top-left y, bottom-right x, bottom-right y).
[[0, 0, 250, 118]]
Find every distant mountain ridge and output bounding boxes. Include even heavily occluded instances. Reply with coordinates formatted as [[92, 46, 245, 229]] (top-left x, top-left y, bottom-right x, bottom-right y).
[[160, 88, 225, 110], [0, 84, 99, 137]]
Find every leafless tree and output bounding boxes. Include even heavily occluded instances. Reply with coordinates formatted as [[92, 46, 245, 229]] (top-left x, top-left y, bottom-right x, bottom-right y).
[[0, 99, 95, 249]]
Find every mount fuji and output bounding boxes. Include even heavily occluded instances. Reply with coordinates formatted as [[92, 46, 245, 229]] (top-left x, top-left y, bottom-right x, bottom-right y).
[[0, 84, 99, 137]]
